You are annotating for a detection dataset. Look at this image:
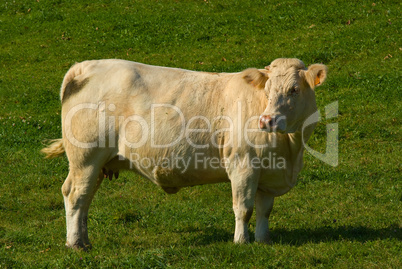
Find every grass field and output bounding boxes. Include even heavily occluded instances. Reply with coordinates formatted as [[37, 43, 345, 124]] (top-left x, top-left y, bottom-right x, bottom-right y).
[[0, 0, 401, 268]]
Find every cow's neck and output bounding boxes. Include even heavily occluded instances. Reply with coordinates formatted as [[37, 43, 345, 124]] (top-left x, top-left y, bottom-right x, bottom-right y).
[[288, 132, 303, 152], [286, 124, 315, 172]]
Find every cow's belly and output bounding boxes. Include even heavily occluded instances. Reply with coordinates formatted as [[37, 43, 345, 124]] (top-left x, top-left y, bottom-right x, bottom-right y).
[[149, 165, 229, 188], [104, 149, 229, 194], [109, 145, 229, 191]]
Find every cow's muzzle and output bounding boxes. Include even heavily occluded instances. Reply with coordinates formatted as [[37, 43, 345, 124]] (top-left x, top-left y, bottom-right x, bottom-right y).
[[259, 115, 286, 132]]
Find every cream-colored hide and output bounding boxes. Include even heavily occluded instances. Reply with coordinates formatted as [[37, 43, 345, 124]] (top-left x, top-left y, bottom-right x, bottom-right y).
[[42, 58, 327, 249]]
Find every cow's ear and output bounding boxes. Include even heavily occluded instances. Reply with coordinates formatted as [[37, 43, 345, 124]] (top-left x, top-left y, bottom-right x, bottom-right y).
[[242, 68, 269, 89], [304, 64, 328, 89]]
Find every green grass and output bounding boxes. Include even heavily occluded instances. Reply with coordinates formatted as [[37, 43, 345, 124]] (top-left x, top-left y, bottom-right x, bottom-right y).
[[0, 0, 401, 268]]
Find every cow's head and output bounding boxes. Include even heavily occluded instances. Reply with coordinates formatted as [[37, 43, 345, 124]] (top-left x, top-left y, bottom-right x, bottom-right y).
[[244, 58, 328, 133]]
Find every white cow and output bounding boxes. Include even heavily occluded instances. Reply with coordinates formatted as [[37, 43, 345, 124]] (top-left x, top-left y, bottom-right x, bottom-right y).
[[42, 58, 327, 250]]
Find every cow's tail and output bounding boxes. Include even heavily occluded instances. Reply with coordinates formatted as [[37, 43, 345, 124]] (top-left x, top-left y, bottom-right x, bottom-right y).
[[42, 63, 86, 158], [60, 61, 86, 102], [41, 139, 65, 159]]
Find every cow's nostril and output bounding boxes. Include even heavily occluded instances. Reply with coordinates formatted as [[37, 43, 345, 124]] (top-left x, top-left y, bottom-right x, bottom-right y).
[[268, 118, 275, 127], [259, 115, 272, 129]]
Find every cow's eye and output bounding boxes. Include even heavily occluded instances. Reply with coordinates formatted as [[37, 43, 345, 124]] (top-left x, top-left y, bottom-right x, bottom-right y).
[[289, 87, 299, 95]]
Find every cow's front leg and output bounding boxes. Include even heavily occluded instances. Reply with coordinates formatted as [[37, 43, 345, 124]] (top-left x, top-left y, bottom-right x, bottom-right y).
[[255, 191, 274, 243], [230, 172, 259, 243]]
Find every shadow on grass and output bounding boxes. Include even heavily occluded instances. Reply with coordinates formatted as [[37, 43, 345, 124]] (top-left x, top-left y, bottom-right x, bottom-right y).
[[179, 226, 233, 246], [178, 224, 401, 246], [270, 225, 401, 246]]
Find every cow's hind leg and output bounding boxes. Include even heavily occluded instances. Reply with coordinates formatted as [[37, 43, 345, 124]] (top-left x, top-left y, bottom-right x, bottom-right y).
[[62, 165, 104, 250]]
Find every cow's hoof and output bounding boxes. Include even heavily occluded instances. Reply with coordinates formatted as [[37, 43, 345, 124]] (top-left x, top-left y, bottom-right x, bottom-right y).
[[255, 234, 271, 244], [65, 241, 90, 251], [233, 236, 250, 244], [255, 238, 272, 244], [84, 243, 93, 250]]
